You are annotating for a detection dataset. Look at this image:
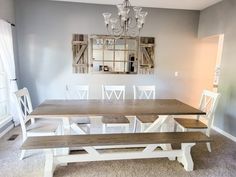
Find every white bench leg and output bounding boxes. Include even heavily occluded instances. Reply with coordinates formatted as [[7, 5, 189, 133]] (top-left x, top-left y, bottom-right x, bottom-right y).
[[44, 150, 55, 177], [177, 143, 195, 171], [20, 150, 26, 160], [160, 144, 176, 161]]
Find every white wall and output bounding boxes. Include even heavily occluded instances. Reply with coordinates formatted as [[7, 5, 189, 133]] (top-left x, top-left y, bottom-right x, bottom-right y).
[[15, 0, 216, 109]]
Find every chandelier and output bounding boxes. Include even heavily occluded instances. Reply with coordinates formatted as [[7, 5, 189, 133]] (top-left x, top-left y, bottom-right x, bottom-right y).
[[102, 0, 148, 38]]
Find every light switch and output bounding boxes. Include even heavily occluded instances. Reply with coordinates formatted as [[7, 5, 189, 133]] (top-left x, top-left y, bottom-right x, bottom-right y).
[[175, 72, 178, 77]]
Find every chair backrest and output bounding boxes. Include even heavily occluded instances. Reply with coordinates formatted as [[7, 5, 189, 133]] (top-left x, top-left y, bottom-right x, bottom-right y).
[[133, 85, 156, 99], [65, 85, 89, 100], [15, 88, 33, 137], [198, 90, 220, 127], [102, 85, 125, 100]]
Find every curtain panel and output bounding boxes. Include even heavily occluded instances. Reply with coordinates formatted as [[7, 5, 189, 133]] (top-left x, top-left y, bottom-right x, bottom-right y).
[[0, 19, 19, 126]]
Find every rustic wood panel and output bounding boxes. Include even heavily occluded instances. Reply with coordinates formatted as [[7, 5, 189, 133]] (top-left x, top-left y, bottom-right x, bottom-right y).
[[72, 34, 89, 73], [21, 132, 212, 150], [28, 99, 205, 118], [139, 37, 155, 74]]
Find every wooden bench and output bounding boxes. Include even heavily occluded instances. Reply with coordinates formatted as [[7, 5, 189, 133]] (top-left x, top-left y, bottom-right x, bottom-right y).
[[22, 131, 211, 177]]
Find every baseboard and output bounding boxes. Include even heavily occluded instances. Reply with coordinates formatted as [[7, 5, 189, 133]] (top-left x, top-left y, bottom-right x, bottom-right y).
[[0, 121, 14, 138], [212, 126, 236, 142]]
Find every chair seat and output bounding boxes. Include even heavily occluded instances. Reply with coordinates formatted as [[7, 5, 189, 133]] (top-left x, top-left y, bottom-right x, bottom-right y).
[[136, 115, 159, 123], [102, 116, 130, 124], [70, 117, 91, 124], [26, 119, 59, 134], [174, 118, 207, 129]]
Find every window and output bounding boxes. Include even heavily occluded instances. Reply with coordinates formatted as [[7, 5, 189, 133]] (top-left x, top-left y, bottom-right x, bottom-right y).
[[0, 59, 9, 123]]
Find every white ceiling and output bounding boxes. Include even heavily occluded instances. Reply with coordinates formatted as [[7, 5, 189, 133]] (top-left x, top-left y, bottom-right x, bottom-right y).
[[53, 0, 222, 10]]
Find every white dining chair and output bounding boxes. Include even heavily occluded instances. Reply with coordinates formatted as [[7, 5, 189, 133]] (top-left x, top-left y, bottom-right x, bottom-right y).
[[174, 90, 220, 152], [65, 85, 91, 133], [133, 85, 159, 132], [101, 85, 130, 133], [15, 88, 61, 160]]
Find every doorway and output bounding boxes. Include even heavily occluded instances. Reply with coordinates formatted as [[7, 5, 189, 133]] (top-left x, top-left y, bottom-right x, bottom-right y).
[[200, 34, 224, 94]]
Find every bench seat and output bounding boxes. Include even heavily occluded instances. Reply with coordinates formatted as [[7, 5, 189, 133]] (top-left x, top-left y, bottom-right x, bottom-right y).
[[22, 132, 211, 150], [21, 132, 211, 177]]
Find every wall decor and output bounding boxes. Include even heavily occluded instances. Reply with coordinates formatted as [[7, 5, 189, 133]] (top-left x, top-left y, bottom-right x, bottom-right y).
[[72, 34, 89, 73], [139, 37, 155, 74], [72, 34, 155, 74]]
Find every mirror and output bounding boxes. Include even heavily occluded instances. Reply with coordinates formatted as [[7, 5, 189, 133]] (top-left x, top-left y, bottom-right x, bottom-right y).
[[72, 34, 155, 74], [91, 35, 138, 74]]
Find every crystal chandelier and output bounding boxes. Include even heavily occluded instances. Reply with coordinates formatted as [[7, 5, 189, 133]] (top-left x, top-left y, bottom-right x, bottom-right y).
[[102, 0, 148, 38]]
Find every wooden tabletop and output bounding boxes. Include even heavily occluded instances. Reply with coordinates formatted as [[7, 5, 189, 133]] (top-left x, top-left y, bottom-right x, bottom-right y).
[[21, 132, 212, 150], [29, 99, 205, 118]]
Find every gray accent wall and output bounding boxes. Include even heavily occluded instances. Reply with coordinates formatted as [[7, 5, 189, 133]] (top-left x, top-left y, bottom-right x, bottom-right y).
[[15, 0, 216, 112], [199, 0, 236, 136]]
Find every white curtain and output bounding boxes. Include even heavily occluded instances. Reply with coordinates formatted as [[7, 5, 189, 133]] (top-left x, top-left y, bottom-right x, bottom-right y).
[[0, 19, 19, 126]]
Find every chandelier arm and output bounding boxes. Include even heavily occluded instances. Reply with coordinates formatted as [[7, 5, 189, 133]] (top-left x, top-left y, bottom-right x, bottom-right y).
[[106, 24, 125, 38], [103, 0, 146, 39]]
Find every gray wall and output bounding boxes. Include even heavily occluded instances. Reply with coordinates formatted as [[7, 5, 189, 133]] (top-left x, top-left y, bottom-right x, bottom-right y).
[[199, 0, 236, 136], [0, 0, 15, 23], [15, 0, 215, 110]]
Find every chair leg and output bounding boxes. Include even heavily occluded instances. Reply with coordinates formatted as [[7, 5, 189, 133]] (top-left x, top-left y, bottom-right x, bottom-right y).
[[20, 150, 26, 160], [206, 142, 211, 152], [102, 124, 106, 133]]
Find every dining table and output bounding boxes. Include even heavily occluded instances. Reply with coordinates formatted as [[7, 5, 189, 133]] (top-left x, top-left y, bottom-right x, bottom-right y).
[[27, 99, 205, 156], [28, 99, 205, 134]]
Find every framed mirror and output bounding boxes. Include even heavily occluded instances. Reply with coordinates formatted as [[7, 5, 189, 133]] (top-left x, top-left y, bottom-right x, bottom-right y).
[[72, 34, 155, 74], [90, 35, 139, 74]]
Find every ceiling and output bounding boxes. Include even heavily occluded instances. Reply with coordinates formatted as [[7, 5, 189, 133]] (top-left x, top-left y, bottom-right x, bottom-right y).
[[53, 0, 222, 10]]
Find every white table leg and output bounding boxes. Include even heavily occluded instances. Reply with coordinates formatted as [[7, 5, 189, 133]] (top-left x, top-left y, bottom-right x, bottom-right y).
[[145, 115, 169, 132], [62, 117, 70, 135], [59, 117, 70, 165], [44, 149, 55, 177], [145, 115, 176, 160], [133, 116, 138, 133], [177, 143, 195, 171]]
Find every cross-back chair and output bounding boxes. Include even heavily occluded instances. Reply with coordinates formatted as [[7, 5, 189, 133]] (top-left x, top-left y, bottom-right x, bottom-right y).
[[133, 85, 159, 132], [65, 85, 91, 133], [101, 85, 130, 133], [174, 90, 220, 152], [15, 88, 61, 160]]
